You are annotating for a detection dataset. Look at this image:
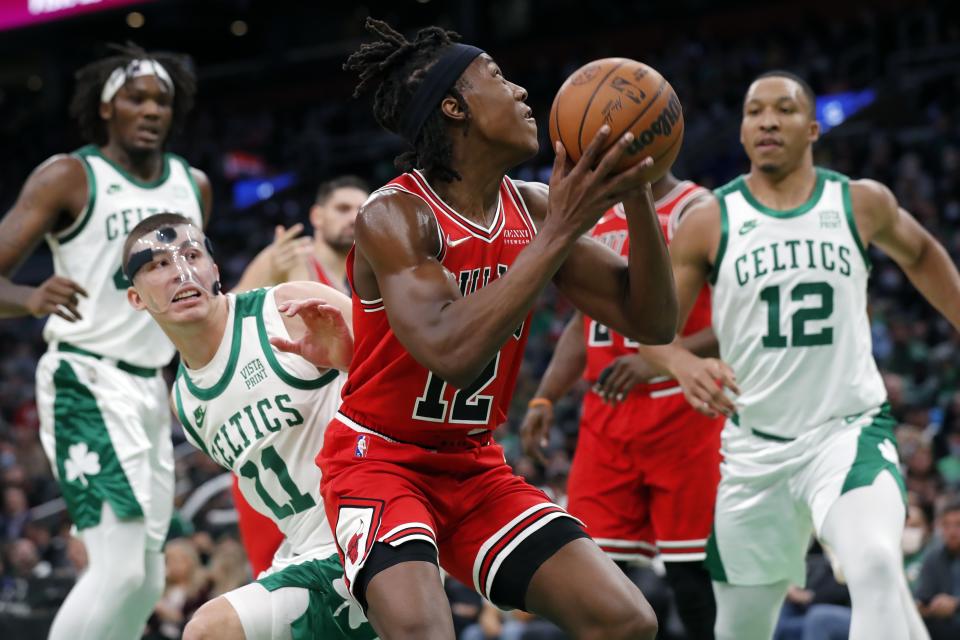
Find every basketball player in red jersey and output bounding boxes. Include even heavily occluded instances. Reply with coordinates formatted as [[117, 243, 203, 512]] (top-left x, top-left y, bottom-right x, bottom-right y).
[[234, 176, 369, 295], [230, 176, 369, 574], [521, 173, 722, 640], [305, 176, 369, 292], [282, 19, 676, 640]]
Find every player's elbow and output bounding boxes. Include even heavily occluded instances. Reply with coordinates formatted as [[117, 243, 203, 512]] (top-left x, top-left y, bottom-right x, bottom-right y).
[[637, 324, 677, 346], [625, 301, 678, 345]]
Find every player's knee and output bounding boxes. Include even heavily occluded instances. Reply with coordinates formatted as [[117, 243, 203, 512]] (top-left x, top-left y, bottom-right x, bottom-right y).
[[376, 609, 451, 640], [183, 599, 243, 640], [103, 560, 148, 600], [842, 538, 902, 587], [583, 589, 658, 640]]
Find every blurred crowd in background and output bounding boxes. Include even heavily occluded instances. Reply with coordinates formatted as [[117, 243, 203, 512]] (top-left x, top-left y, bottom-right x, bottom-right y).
[[1, 0, 960, 637]]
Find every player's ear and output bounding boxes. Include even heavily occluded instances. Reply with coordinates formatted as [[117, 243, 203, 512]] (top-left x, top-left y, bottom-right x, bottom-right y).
[[309, 204, 324, 229], [808, 117, 820, 144], [99, 100, 113, 122], [127, 286, 147, 311], [441, 95, 468, 124]]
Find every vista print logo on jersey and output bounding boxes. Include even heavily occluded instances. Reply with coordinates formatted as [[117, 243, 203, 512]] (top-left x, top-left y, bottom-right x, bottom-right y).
[[819, 210, 841, 229], [240, 358, 268, 390]]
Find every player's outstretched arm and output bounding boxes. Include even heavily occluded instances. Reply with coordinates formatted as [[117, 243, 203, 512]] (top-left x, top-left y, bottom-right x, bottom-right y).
[[270, 280, 353, 371], [521, 312, 587, 463], [853, 180, 960, 332], [355, 127, 644, 388], [644, 198, 738, 417], [517, 176, 677, 345], [0, 156, 89, 321]]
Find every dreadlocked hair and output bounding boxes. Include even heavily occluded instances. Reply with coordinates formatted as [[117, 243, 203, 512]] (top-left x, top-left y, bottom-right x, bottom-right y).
[[344, 18, 472, 182], [69, 42, 197, 146]]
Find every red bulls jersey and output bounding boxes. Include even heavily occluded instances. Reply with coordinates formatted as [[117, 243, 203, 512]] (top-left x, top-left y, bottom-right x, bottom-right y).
[[309, 256, 335, 288], [338, 170, 536, 447], [584, 181, 712, 383]]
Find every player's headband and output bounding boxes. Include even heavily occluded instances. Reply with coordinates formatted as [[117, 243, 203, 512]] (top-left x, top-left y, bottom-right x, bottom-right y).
[[398, 43, 484, 144], [100, 59, 174, 104], [124, 224, 215, 281]]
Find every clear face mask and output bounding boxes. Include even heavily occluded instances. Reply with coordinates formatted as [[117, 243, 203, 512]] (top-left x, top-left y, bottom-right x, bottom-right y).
[[126, 224, 220, 313]]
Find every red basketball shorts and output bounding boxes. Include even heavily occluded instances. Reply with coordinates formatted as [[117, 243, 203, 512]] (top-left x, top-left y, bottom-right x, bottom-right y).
[[567, 386, 722, 563], [317, 417, 580, 602]]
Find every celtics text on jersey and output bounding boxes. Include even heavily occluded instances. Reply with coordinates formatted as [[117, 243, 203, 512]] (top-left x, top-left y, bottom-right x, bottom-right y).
[[44, 145, 204, 368], [172, 288, 345, 566], [710, 168, 886, 440]]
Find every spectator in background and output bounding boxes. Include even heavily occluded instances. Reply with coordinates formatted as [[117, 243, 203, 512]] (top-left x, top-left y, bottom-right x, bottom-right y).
[[937, 421, 960, 488], [149, 538, 210, 640], [904, 503, 934, 590], [906, 440, 945, 508], [7, 538, 49, 579], [233, 175, 368, 293], [1, 486, 30, 540], [915, 498, 960, 640], [445, 575, 483, 638], [205, 536, 248, 599], [773, 544, 851, 640]]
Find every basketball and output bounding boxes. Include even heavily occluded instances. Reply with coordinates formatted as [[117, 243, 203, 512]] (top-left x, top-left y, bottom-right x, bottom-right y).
[[548, 58, 684, 181]]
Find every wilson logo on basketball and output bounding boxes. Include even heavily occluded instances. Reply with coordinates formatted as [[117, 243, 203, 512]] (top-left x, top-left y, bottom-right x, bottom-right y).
[[627, 93, 682, 157]]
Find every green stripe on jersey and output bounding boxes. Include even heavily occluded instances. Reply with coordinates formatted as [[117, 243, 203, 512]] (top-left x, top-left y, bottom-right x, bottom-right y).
[[173, 382, 209, 457], [253, 290, 341, 390], [737, 169, 827, 219], [840, 404, 906, 500], [59, 151, 98, 244], [180, 294, 249, 401], [170, 154, 206, 224], [704, 527, 728, 583], [53, 360, 143, 528]]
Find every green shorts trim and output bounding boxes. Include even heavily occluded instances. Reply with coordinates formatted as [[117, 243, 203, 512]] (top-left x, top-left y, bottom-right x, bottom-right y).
[[53, 360, 143, 529], [258, 555, 377, 640], [840, 403, 906, 501], [704, 526, 728, 583]]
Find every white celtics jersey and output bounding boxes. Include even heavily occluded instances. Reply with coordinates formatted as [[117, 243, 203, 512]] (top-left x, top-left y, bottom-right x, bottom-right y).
[[172, 288, 344, 564], [710, 168, 886, 439], [43, 145, 204, 368]]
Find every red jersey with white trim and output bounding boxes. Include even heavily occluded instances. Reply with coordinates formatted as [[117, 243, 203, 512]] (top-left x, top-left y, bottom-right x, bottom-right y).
[[584, 181, 712, 382], [309, 256, 335, 288], [339, 170, 536, 448]]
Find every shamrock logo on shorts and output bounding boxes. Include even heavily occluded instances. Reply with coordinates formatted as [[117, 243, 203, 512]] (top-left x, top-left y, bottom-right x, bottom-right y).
[[332, 576, 369, 630], [65, 443, 101, 487], [878, 440, 899, 465]]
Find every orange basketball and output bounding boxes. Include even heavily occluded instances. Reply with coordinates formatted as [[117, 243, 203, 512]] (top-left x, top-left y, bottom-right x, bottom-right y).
[[548, 58, 684, 181]]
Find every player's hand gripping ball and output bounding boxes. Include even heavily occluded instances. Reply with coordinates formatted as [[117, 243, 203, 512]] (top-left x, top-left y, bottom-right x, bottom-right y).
[[549, 58, 684, 182]]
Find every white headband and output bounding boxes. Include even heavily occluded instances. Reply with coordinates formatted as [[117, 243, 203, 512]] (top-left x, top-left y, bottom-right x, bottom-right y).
[[100, 59, 174, 104]]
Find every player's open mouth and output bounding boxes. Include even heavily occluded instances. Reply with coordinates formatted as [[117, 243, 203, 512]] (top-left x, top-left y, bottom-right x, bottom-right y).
[[137, 126, 161, 141], [756, 137, 782, 150], [172, 288, 201, 303]]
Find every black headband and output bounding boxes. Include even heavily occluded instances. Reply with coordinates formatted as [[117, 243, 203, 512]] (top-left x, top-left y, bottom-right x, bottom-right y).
[[124, 230, 216, 281], [398, 43, 484, 144]]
